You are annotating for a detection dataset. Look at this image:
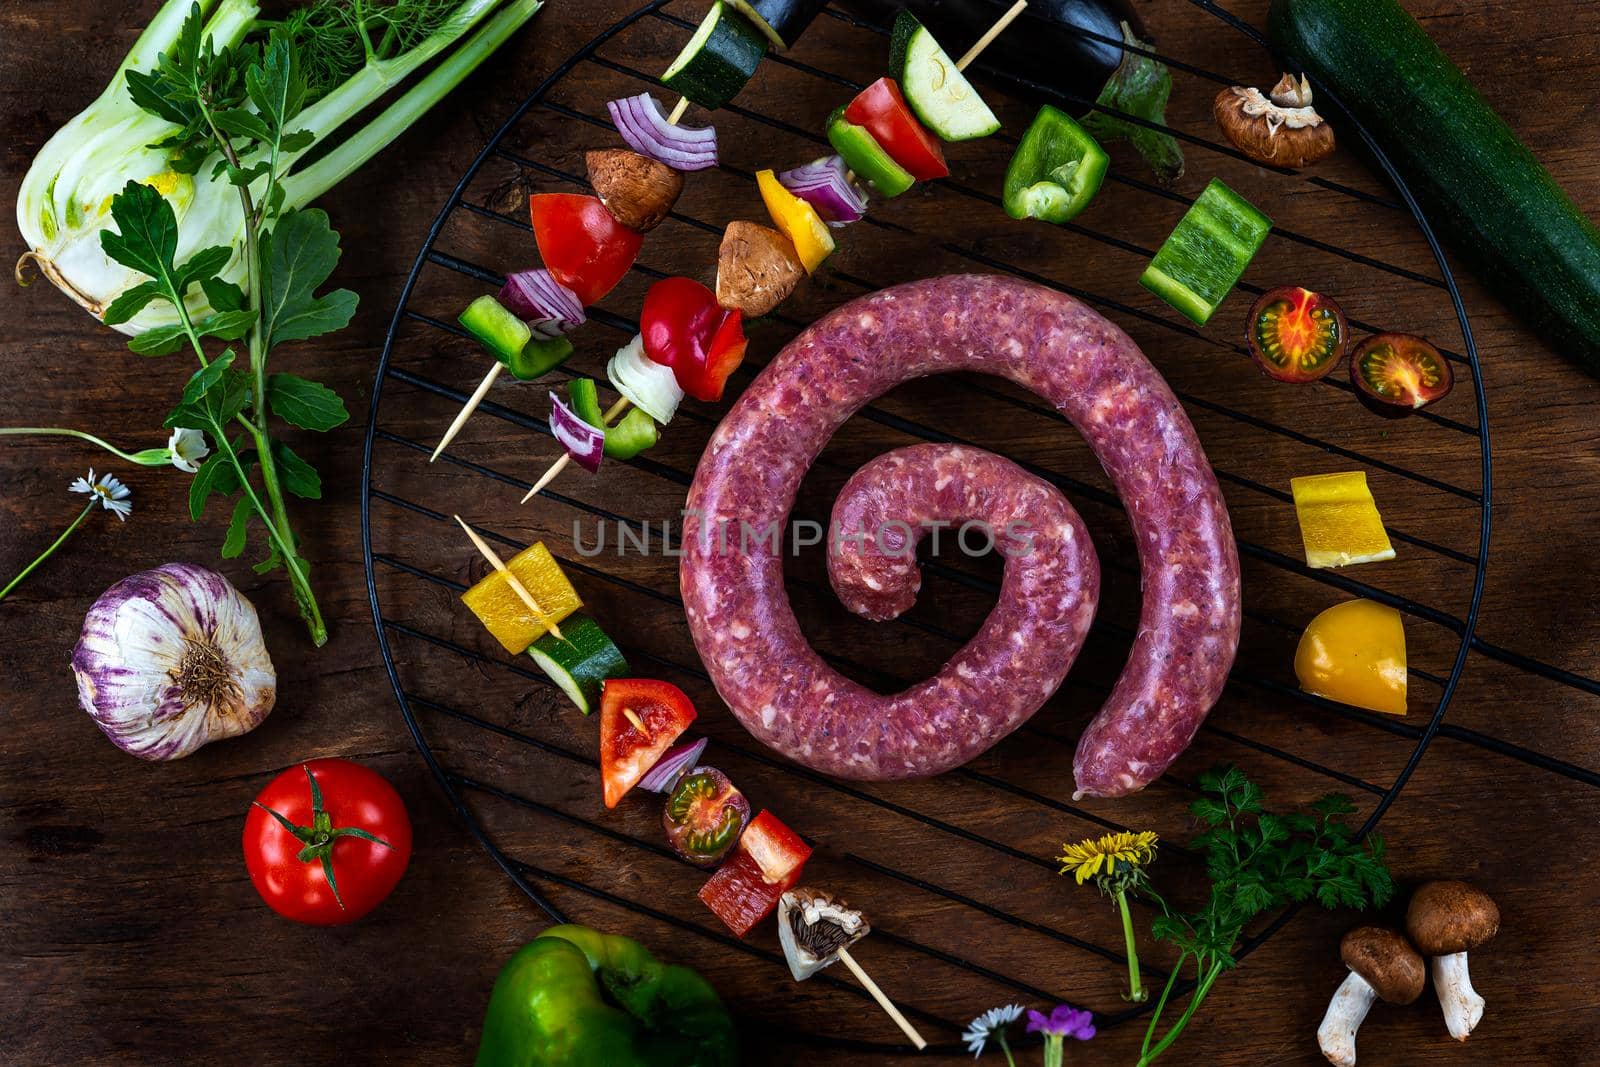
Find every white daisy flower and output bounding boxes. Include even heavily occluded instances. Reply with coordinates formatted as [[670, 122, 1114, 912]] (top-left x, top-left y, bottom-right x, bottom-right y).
[[166, 428, 209, 473], [963, 1004, 1025, 1059], [70, 469, 134, 521]]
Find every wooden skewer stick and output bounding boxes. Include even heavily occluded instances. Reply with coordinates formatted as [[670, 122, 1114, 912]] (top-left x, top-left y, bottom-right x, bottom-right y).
[[453, 513, 564, 641], [521, 396, 631, 503], [955, 0, 1029, 71], [666, 96, 691, 124], [431, 362, 503, 462], [836, 948, 927, 1050], [623, 707, 649, 733]]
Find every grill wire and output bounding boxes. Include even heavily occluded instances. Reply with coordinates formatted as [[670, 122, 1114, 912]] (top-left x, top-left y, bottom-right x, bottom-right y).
[[362, 0, 1598, 1054]]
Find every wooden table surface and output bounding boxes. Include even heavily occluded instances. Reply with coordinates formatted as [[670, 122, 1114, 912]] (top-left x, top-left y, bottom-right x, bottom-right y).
[[4, 1, 1599, 1064]]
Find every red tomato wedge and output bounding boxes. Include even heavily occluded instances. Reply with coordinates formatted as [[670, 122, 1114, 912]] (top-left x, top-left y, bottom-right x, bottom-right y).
[[697, 810, 812, 937], [599, 678, 697, 808], [530, 193, 643, 306], [844, 78, 948, 181]]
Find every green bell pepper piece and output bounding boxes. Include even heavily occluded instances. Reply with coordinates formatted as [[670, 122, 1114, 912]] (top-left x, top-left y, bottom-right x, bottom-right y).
[[1002, 106, 1110, 224], [568, 378, 659, 460], [826, 107, 915, 198], [475, 925, 737, 1067], [502, 334, 575, 381]]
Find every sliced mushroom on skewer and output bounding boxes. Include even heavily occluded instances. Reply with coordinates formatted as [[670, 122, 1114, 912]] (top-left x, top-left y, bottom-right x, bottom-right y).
[[778, 887, 870, 981]]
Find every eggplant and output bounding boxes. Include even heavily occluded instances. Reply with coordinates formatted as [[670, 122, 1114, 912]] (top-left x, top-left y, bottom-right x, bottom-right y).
[[842, 0, 1184, 183]]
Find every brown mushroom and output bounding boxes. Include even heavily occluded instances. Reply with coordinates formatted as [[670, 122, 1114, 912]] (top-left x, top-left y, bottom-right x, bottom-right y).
[[585, 149, 683, 233], [1213, 74, 1336, 169], [716, 220, 805, 318], [1406, 880, 1500, 1041], [1316, 927, 1425, 1066]]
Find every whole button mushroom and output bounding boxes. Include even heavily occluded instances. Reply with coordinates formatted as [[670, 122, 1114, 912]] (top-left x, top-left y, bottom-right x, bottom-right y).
[[1317, 927, 1426, 1066], [1406, 881, 1500, 1040]]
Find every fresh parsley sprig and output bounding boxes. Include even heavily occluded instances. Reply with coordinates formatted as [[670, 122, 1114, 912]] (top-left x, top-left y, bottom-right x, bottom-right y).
[[1136, 767, 1394, 1065], [102, 5, 353, 645]]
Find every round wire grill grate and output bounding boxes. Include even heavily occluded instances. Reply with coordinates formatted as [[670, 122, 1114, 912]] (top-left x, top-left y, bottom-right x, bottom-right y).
[[363, 0, 1588, 1054]]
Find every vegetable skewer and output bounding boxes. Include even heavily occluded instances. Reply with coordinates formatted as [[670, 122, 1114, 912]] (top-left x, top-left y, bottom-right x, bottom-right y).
[[431, 101, 697, 462], [517, 0, 1027, 500], [453, 513, 565, 640]]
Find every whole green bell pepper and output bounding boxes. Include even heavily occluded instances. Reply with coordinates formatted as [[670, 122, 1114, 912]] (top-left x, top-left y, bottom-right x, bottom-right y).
[[474, 924, 738, 1067]]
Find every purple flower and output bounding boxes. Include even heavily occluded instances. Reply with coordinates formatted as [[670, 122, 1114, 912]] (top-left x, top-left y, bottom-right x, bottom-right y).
[[1026, 1004, 1096, 1041]]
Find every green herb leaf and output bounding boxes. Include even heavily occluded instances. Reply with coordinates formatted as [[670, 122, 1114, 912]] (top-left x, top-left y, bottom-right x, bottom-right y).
[[196, 308, 258, 342], [246, 33, 307, 140], [189, 452, 240, 520], [166, 350, 250, 430], [100, 181, 179, 281], [266, 373, 349, 431], [271, 439, 322, 499], [102, 280, 168, 326], [211, 107, 273, 144], [174, 245, 232, 294], [128, 324, 192, 358], [222, 497, 252, 558], [202, 276, 247, 312], [258, 208, 358, 347]]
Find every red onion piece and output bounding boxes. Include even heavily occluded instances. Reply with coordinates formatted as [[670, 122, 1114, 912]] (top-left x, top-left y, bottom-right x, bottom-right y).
[[549, 392, 605, 473], [777, 155, 868, 227], [639, 737, 709, 793], [607, 93, 719, 172], [501, 269, 585, 339]]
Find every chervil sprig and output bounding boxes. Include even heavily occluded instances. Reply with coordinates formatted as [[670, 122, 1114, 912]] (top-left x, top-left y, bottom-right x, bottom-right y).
[[1135, 766, 1394, 1066]]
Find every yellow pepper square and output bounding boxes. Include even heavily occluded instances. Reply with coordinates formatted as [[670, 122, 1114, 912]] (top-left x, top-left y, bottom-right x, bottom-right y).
[[461, 542, 582, 654], [1290, 471, 1395, 569]]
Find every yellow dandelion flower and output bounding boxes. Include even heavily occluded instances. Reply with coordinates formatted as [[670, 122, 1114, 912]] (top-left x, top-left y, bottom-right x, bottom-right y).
[[1056, 831, 1159, 885]]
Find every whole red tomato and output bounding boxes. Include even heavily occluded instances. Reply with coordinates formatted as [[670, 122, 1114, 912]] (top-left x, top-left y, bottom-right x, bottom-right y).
[[243, 759, 412, 926]]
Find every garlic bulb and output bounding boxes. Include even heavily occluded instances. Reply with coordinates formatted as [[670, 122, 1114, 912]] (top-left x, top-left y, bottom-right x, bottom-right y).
[[72, 563, 276, 760]]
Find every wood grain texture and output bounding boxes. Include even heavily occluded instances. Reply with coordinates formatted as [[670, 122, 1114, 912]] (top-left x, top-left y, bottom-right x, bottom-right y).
[[2, 1, 1598, 1064]]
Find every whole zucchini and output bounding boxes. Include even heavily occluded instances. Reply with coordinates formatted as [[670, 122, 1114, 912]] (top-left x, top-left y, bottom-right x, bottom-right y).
[[1269, 0, 1600, 375]]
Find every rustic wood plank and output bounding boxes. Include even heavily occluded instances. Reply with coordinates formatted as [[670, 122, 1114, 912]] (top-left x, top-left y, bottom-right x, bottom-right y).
[[3, 1, 1599, 1064]]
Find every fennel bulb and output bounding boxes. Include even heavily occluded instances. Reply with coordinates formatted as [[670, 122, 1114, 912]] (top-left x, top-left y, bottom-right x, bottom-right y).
[[16, 0, 542, 334]]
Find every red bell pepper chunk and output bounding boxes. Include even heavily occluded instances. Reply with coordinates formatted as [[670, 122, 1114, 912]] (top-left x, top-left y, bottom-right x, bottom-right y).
[[529, 193, 643, 306], [640, 276, 749, 402], [844, 78, 949, 181], [698, 810, 812, 937], [599, 679, 697, 809]]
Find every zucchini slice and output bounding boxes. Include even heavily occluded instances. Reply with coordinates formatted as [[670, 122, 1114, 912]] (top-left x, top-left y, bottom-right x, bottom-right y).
[[528, 614, 629, 715], [889, 11, 1000, 142], [1140, 178, 1271, 326], [663, 0, 768, 110], [727, 0, 828, 50]]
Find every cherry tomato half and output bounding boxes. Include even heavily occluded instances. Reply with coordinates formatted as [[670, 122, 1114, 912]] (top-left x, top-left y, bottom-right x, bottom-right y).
[[243, 759, 412, 926], [663, 766, 751, 867], [529, 193, 643, 306], [844, 78, 949, 182], [1349, 332, 1454, 410], [1246, 286, 1348, 382]]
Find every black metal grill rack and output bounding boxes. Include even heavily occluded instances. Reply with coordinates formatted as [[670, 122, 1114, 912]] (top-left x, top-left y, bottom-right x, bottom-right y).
[[361, 0, 1599, 1055]]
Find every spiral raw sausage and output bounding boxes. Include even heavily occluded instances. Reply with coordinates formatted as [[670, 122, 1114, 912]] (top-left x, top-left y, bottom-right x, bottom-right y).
[[680, 275, 1240, 797]]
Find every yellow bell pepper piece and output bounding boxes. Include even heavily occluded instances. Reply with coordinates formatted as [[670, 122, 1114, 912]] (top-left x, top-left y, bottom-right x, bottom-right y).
[[1294, 599, 1407, 715], [461, 542, 582, 654], [1290, 471, 1395, 569], [756, 168, 834, 274]]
